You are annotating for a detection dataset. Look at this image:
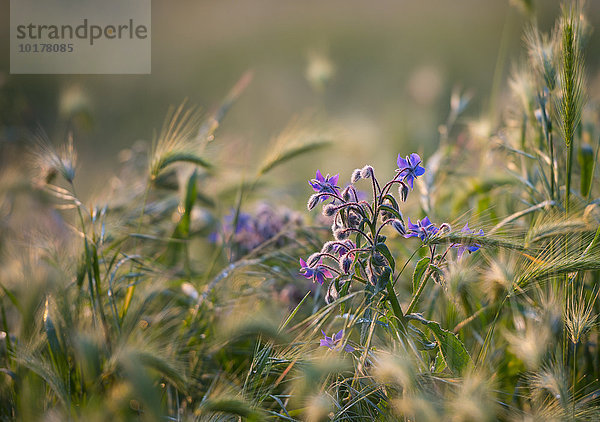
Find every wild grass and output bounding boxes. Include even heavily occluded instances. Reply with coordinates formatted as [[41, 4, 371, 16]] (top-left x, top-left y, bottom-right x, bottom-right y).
[[1, 1, 600, 421]]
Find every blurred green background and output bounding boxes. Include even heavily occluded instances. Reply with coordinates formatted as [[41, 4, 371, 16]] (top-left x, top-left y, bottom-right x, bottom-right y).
[[1, 0, 600, 199]]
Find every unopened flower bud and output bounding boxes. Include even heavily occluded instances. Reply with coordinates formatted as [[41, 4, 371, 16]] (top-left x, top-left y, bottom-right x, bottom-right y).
[[307, 253, 321, 266], [341, 186, 352, 202], [307, 194, 319, 210], [399, 184, 409, 202], [360, 165, 374, 179], [334, 228, 349, 240], [322, 241, 335, 253], [351, 169, 362, 183], [331, 220, 342, 235], [391, 219, 406, 235], [322, 204, 337, 217], [340, 254, 353, 273], [348, 212, 361, 228]]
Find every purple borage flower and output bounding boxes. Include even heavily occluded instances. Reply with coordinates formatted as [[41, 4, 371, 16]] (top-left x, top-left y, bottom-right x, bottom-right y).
[[299, 258, 333, 285], [403, 217, 439, 241], [309, 170, 340, 202], [396, 153, 425, 189], [319, 330, 355, 352], [209, 210, 253, 243], [455, 223, 484, 258]]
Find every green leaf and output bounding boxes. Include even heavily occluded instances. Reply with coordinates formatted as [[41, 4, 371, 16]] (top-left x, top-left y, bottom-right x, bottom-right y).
[[433, 351, 447, 373], [408, 324, 436, 351], [426, 321, 471, 374], [407, 313, 471, 374], [413, 257, 430, 294], [375, 243, 396, 271], [280, 291, 310, 332], [381, 194, 400, 214], [429, 264, 444, 284], [339, 278, 352, 313], [378, 204, 402, 220]]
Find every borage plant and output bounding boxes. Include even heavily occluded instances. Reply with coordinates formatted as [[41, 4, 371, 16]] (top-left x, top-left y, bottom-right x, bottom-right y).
[[301, 153, 484, 373]]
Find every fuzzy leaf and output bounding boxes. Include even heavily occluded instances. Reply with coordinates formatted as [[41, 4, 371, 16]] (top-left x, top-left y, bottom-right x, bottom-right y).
[[378, 204, 402, 221], [375, 243, 396, 271], [426, 321, 471, 374], [407, 313, 471, 374]]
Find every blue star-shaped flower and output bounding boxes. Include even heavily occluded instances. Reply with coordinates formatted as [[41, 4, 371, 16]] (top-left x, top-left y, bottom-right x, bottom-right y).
[[403, 217, 439, 241], [455, 223, 484, 258], [396, 153, 425, 189], [319, 330, 354, 352], [309, 170, 340, 202]]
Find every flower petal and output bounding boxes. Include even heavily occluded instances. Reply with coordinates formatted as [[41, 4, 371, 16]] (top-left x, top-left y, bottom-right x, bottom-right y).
[[397, 154, 408, 168], [409, 153, 421, 166], [320, 339, 332, 348]]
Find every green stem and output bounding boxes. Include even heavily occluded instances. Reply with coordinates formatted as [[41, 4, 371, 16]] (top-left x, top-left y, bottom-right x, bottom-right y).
[[565, 142, 573, 213], [70, 182, 112, 349], [573, 341, 577, 420], [121, 182, 151, 321], [406, 268, 433, 315]]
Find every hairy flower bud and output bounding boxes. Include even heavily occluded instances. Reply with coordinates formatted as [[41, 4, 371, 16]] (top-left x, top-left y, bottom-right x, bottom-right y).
[[322, 203, 337, 217], [360, 165, 374, 179], [351, 168, 362, 183], [340, 254, 353, 273], [334, 228, 350, 241], [341, 186, 352, 202], [307, 194, 320, 210], [391, 219, 406, 235], [399, 183, 409, 202], [307, 253, 321, 266], [331, 220, 342, 235], [322, 241, 336, 253], [348, 211, 361, 228]]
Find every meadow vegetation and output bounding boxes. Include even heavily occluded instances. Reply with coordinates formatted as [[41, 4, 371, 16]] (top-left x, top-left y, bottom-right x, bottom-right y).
[[2, 2, 600, 421]]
